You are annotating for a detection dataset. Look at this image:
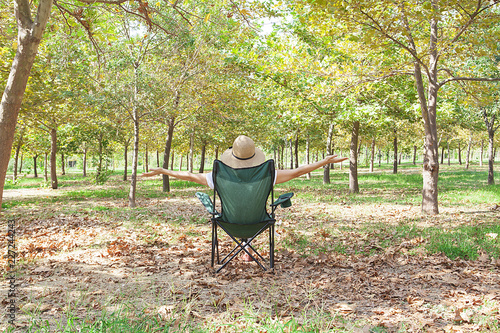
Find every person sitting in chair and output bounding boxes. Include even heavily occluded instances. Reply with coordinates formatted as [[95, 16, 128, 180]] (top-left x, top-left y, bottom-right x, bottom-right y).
[[141, 135, 347, 261], [141, 135, 347, 188]]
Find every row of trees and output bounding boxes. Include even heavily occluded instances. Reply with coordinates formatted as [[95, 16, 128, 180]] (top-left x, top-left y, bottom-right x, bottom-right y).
[[9, 132, 497, 178], [1, 0, 500, 214]]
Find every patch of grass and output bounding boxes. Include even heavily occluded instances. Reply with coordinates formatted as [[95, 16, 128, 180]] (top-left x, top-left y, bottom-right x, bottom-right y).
[[288, 219, 500, 261], [426, 224, 500, 260], [440, 186, 500, 205], [17, 311, 182, 333], [282, 230, 312, 254], [63, 188, 127, 200], [12, 307, 389, 333], [91, 205, 112, 212]]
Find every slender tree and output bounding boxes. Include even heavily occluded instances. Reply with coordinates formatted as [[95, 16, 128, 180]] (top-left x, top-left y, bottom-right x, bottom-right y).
[[349, 121, 360, 194]]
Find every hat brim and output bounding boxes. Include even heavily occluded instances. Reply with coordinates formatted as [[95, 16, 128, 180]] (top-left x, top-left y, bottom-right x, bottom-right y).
[[219, 147, 266, 168]]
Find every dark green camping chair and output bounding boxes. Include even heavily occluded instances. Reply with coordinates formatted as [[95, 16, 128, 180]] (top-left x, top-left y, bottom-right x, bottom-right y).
[[196, 159, 293, 273]]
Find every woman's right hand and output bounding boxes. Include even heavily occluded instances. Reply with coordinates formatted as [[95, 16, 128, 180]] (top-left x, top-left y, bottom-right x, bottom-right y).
[[140, 168, 164, 177]]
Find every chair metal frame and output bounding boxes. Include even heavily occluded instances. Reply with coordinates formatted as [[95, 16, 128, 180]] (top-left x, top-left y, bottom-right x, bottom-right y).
[[196, 159, 292, 273]]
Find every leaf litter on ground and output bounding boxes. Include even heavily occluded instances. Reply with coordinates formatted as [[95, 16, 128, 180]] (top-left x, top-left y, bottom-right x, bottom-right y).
[[1, 181, 499, 332]]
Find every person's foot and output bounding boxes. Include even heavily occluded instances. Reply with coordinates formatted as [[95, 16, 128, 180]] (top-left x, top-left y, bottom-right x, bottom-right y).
[[241, 252, 254, 262]]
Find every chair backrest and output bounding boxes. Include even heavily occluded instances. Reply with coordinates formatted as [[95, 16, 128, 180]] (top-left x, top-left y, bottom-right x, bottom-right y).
[[213, 159, 275, 225]]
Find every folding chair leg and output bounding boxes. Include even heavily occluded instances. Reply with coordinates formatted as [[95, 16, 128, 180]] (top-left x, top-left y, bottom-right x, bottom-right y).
[[211, 222, 215, 267], [211, 221, 220, 267], [269, 224, 275, 269]]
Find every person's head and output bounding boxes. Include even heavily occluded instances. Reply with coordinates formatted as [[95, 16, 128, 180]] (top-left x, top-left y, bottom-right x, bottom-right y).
[[220, 135, 266, 168]]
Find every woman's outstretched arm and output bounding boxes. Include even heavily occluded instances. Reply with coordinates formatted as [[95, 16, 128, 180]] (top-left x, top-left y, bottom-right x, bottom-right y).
[[275, 155, 348, 184], [140, 168, 208, 186]]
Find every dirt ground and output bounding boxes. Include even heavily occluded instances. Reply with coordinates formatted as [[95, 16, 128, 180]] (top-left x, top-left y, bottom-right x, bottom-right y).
[[1, 187, 500, 332]]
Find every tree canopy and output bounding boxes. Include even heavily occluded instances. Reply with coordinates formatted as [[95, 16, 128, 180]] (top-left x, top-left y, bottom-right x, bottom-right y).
[[1, 0, 500, 214]]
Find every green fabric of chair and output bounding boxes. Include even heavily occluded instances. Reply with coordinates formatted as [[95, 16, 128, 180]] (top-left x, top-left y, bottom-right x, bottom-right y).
[[196, 159, 293, 272]]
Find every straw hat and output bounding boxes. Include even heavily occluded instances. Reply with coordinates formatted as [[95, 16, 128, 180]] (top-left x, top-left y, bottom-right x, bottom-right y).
[[220, 135, 266, 168]]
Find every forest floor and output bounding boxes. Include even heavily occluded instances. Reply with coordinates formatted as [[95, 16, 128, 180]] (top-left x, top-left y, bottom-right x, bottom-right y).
[[1, 168, 500, 332]]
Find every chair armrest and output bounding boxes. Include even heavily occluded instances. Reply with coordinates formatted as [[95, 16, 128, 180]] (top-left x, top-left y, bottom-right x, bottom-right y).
[[271, 192, 294, 208], [195, 192, 217, 215]]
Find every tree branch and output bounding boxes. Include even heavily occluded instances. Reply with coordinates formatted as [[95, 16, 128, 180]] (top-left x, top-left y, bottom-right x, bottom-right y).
[[75, 0, 127, 4], [14, 0, 33, 29], [355, 6, 427, 73], [443, 0, 500, 55], [53, 0, 104, 57], [117, 3, 178, 37], [174, 115, 190, 127], [229, 0, 256, 30], [34, 0, 55, 35], [169, 1, 195, 26], [439, 76, 500, 87]]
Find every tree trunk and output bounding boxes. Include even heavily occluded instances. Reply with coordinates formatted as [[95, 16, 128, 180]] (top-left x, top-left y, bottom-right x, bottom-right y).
[[97, 133, 103, 180], [279, 144, 284, 169], [33, 154, 38, 178], [170, 151, 174, 170], [50, 128, 58, 189], [162, 89, 181, 192], [364, 145, 369, 167], [482, 108, 498, 185], [83, 146, 87, 177], [61, 152, 65, 175], [178, 154, 183, 171], [129, 64, 140, 208], [487, 131, 495, 185], [306, 136, 311, 179], [144, 144, 148, 173], [19, 152, 23, 174], [13, 138, 22, 181], [480, 139, 484, 167], [410, 10, 442, 215], [199, 141, 206, 173], [323, 123, 334, 184], [413, 145, 417, 165], [129, 116, 139, 208], [369, 138, 375, 172], [393, 130, 398, 174], [123, 141, 128, 181], [378, 148, 382, 167], [188, 132, 194, 173], [162, 116, 175, 192], [157, 149, 160, 168], [458, 143, 462, 165], [349, 121, 360, 194], [0, 0, 53, 212], [447, 141, 450, 166], [294, 132, 299, 169], [414, 43, 439, 214], [465, 134, 472, 169], [440, 145, 444, 165], [44, 152, 48, 182], [357, 142, 362, 157], [289, 138, 293, 169]]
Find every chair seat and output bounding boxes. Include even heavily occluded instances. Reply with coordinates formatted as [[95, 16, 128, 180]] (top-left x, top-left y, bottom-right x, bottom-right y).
[[216, 219, 273, 239]]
